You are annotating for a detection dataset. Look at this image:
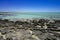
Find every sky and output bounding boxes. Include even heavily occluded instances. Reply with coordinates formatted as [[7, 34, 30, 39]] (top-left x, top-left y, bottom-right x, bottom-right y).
[[0, 0, 60, 12]]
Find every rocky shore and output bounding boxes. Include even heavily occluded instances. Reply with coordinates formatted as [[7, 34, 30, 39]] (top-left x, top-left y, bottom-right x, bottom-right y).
[[0, 19, 60, 40]]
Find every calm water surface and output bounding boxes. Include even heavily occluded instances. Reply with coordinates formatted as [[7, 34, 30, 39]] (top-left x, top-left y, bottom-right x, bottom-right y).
[[0, 12, 60, 20]]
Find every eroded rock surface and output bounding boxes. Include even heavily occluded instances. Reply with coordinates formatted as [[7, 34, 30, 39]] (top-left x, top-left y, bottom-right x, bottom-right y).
[[0, 19, 60, 40]]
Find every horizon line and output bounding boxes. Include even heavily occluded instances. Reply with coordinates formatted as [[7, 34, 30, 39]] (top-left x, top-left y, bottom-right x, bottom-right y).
[[0, 11, 60, 12]]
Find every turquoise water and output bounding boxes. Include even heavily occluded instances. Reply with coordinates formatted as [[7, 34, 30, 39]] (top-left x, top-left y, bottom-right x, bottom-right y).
[[0, 12, 60, 20]]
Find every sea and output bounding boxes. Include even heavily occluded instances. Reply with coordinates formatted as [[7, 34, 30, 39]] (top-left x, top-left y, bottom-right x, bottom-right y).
[[0, 12, 60, 20]]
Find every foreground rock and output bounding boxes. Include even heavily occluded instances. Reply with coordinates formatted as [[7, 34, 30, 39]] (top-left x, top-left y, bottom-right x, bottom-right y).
[[0, 19, 60, 40]]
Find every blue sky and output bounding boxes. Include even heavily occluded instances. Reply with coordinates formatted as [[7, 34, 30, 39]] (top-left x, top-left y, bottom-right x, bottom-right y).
[[0, 0, 60, 12]]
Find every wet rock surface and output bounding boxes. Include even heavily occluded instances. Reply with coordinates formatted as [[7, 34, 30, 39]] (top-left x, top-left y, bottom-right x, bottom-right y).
[[0, 19, 60, 40]]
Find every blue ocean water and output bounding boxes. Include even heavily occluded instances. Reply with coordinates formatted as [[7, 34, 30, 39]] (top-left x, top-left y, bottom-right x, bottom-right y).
[[0, 12, 60, 20]]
